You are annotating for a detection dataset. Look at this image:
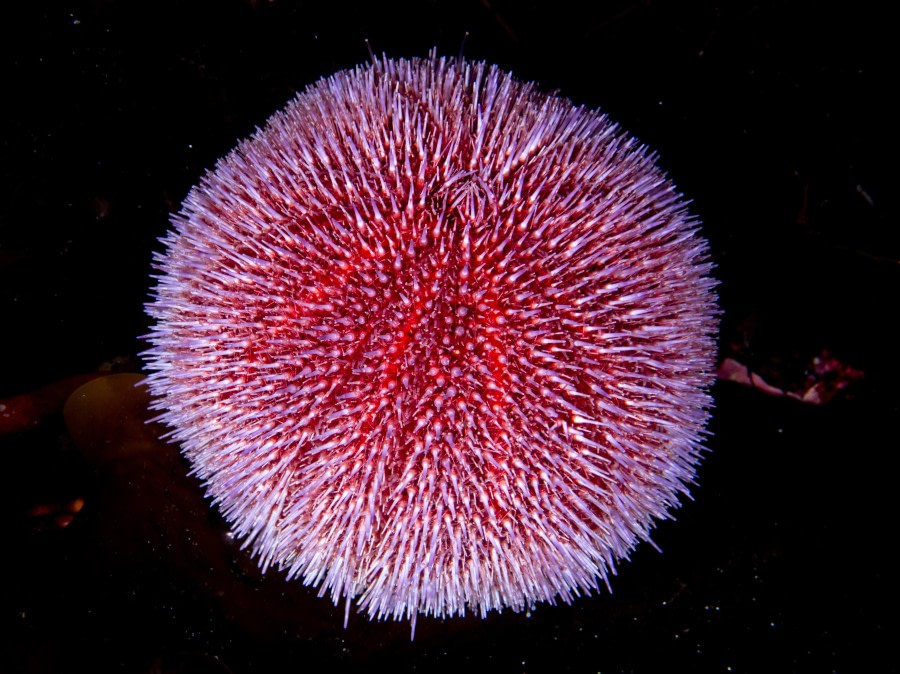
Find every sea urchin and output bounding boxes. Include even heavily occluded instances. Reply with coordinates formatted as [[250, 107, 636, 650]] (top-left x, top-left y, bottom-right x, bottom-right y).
[[144, 53, 719, 631]]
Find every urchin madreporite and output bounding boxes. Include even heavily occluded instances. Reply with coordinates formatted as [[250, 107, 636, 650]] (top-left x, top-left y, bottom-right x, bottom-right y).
[[144, 53, 719, 631]]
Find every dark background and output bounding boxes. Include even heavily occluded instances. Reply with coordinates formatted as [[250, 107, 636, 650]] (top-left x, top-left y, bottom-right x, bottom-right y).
[[1, 1, 895, 672]]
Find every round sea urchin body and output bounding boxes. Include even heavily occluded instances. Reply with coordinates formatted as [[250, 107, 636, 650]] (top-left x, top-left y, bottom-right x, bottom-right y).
[[144, 54, 718, 628]]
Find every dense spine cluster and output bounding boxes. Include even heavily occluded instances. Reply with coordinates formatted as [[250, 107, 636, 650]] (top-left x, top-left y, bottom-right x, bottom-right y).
[[144, 54, 718, 629]]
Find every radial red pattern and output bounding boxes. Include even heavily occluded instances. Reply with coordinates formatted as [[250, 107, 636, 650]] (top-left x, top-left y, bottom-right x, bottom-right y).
[[144, 53, 719, 630]]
